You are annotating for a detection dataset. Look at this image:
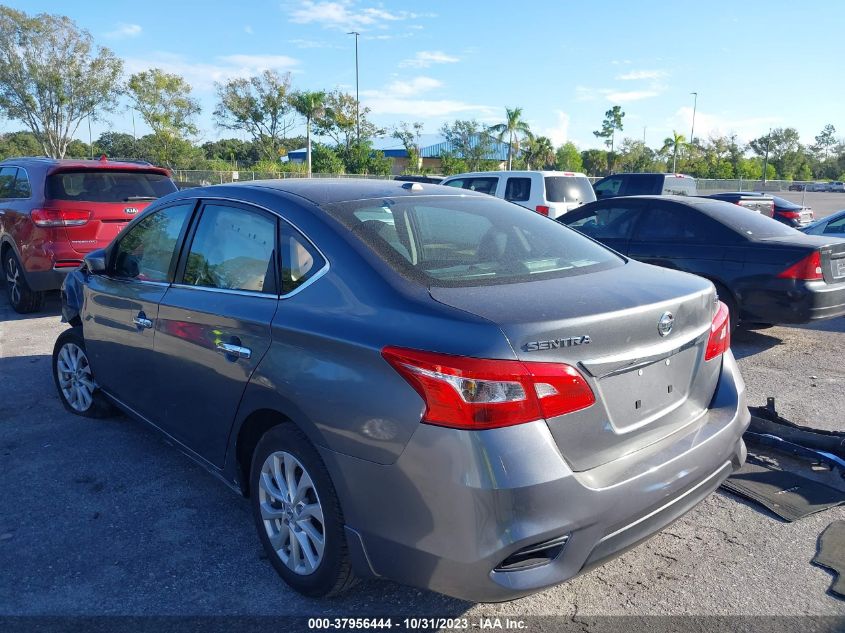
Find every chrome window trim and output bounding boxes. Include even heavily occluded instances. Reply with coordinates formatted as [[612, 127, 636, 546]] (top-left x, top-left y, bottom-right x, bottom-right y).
[[172, 195, 331, 299], [170, 283, 277, 300]]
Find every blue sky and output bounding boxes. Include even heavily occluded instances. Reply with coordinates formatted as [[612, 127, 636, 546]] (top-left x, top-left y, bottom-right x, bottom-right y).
[[6, 0, 845, 150]]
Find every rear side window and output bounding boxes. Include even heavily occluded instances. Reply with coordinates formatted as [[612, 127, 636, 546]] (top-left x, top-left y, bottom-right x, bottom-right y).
[[14, 170, 31, 198], [634, 204, 737, 243], [182, 204, 277, 294], [699, 201, 798, 239], [662, 177, 696, 196], [545, 176, 595, 203], [281, 223, 325, 294], [47, 170, 177, 202], [504, 177, 531, 202], [324, 195, 623, 287], [0, 167, 16, 198], [566, 204, 641, 240], [112, 204, 192, 282], [823, 216, 845, 235]]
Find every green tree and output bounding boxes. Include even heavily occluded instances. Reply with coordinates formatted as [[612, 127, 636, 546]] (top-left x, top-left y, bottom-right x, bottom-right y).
[[593, 106, 625, 154], [310, 143, 344, 174], [127, 69, 201, 167], [0, 131, 43, 159], [812, 124, 837, 160], [488, 107, 532, 170], [94, 132, 138, 160], [440, 120, 496, 172], [749, 127, 802, 179], [316, 90, 382, 157], [289, 90, 326, 177], [660, 131, 686, 172], [215, 71, 295, 162], [201, 138, 260, 166], [522, 135, 555, 170], [581, 149, 609, 176], [617, 138, 657, 173], [554, 142, 583, 172], [393, 121, 424, 174], [438, 151, 468, 176], [0, 7, 123, 158]]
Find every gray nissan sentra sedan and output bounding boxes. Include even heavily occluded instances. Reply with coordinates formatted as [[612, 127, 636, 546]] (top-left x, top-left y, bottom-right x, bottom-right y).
[[55, 179, 749, 602]]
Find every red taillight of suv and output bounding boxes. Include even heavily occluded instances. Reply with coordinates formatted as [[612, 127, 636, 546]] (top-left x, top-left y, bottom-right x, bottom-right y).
[[382, 347, 595, 430], [535, 205, 551, 215], [705, 301, 731, 361], [777, 251, 823, 281], [30, 208, 90, 227]]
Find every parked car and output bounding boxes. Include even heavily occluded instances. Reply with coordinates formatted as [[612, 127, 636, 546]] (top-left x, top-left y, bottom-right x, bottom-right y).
[[806, 182, 830, 192], [828, 181, 845, 193], [787, 183, 806, 192], [559, 196, 845, 330], [705, 192, 814, 227], [56, 179, 748, 602], [0, 157, 177, 313], [592, 172, 696, 200], [802, 209, 845, 236], [440, 170, 595, 218]]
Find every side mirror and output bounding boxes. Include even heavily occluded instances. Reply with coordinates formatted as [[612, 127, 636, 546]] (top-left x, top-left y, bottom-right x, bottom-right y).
[[84, 248, 107, 274]]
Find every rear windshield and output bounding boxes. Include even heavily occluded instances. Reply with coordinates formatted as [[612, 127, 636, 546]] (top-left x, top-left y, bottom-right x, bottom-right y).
[[544, 176, 595, 203], [698, 201, 801, 239], [47, 170, 177, 202], [663, 177, 697, 195], [324, 195, 623, 288], [771, 196, 802, 210]]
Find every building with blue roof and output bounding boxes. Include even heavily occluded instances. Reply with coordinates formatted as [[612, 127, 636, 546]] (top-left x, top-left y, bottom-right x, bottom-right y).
[[284, 134, 512, 175]]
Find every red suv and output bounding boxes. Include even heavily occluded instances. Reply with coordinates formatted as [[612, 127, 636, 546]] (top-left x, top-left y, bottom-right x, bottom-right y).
[[0, 157, 177, 313]]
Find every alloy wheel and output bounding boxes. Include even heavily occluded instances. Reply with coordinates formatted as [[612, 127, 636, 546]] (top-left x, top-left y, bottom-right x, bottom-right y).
[[5, 256, 20, 306], [56, 343, 96, 412], [258, 451, 326, 575]]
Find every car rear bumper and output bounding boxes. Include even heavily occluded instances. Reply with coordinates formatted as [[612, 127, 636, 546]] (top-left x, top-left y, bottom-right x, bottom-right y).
[[742, 279, 845, 324], [322, 351, 749, 602]]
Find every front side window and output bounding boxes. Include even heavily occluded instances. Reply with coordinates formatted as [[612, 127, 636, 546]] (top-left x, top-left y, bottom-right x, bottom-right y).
[[112, 204, 193, 281], [182, 204, 277, 294], [823, 215, 845, 235], [504, 177, 531, 202], [464, 177, 498, 195], [594, 176, 622, 198], [46, 170, 177, 202], [443, 179, 464, 189], [325, 195, 623, 287], [566, 204, 642, 240]]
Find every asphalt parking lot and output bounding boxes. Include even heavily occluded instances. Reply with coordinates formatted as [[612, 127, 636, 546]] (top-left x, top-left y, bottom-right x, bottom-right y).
[[1, 289, 843, 620]]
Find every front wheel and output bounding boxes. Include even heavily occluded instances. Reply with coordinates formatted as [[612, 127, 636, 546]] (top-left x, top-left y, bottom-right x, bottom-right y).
[[52, 328, 117, 418], [250, 424, 355, 597]]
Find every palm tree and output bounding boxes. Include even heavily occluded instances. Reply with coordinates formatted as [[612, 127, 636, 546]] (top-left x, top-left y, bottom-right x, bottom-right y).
[[524, 136, 555, 170], [661, 130, 686, 172], [488, 107, 532, 170], [290, 90, 326, 177]]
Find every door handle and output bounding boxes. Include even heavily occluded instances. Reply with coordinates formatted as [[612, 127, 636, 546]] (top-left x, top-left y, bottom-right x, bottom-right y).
[[216, 342, 252, 360], [133, 314, 153, 329]]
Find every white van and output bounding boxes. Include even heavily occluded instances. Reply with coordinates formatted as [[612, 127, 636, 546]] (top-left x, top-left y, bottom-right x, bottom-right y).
[[440, 170, 595, 219]]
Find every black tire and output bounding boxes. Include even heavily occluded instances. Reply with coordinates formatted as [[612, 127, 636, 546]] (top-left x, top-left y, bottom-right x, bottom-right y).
[[713, 282, 739, 334], [52, 328, 117, 418], [3, 249, 44, 314], [250, 424, 355, 597]]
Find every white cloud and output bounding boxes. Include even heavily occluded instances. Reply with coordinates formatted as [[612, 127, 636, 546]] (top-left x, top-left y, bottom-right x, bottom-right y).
[[399, 50, 459, 68], [244, 25, 254, 34], [288, 1, 433, 31], [364, 97, 490, 118], [575, 85, 597, 101], [105, 23, 142, 38], [670, 107, 782, 142], [605, 89, 661, 102], [384, 76, 442, 97], [124, 52, 300, 91], [288, 38, 340, 49], [541, 111, 571, 147], [616, 69, 667, 81]]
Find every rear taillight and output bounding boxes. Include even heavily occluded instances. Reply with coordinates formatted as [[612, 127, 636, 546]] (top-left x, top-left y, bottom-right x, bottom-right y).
[[777, 251, 823, 281], [535, 205, 550, 215], [31, 208, 90, 227], [705, 301, 731, 361], [778, 211, 801, 220], [381, 346, 595, 430]]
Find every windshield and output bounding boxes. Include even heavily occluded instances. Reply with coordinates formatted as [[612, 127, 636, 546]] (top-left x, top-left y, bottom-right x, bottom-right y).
[[544, 176, 595, 203], [47, 170, 177, 202], [324, 195, 623, 287]]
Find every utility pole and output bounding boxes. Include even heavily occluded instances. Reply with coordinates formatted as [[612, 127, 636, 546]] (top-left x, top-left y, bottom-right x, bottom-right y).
[[689, 92, 698, 146], [762, 128, 772, 185], [132, 110, 137, 158], [347, 31, 360, 143]]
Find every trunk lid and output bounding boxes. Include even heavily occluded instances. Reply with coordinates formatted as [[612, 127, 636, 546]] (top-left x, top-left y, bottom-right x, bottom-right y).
[[429, 261, 721, 471], [758, 234, 845, 284]]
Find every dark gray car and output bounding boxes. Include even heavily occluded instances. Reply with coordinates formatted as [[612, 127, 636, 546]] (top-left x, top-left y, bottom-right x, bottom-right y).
[[55, 179, 749, 602]]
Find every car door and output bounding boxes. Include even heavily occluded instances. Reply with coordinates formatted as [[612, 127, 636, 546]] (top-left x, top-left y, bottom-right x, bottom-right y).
[[152, 201, 279, 466], [626, 201, 730, 276], [560, 200, 643, 255], [83, 202, 195, 416]]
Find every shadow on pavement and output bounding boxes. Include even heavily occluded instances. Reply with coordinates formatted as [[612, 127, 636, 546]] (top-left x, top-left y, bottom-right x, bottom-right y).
[[0, 290, 62, 322], [730, 327, 784, 360]]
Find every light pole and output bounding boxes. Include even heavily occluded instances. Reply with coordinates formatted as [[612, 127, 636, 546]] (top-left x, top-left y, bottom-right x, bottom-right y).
[[689, 92, 698, 146], [347, 31, 360, 143], [762, 128, 772, 185]]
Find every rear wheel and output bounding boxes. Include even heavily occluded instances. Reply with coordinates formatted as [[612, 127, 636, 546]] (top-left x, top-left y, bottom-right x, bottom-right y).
[[3, 250, 44, 314], [250, 424, 355, 597], [52, 328, 117, 418]]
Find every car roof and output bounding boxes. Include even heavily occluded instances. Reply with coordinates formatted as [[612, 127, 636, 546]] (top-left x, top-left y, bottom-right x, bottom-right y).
[[200, 178, 487, 206], [0, 156, 164, 172], [443, 170, 588, 178]]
